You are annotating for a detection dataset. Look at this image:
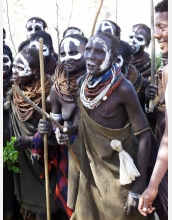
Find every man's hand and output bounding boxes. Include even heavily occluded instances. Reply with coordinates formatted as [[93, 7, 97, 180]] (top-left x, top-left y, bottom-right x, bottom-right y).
[[138, 187, 157, 216], [14, 136, 32, 151], [38, 119, 52, 137], [145, 84, 158, 101], [55, 127, 69, 145]]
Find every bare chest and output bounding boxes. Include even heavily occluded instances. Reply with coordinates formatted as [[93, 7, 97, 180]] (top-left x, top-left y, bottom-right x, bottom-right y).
[[85, 94, 128, 129]]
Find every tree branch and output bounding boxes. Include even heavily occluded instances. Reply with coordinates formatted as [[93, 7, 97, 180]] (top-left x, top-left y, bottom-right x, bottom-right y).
[[5, 0, 17, 54]]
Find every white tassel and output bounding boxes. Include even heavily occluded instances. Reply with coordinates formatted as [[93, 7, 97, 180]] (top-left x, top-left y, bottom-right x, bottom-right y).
[[111, 139, 140, 185]]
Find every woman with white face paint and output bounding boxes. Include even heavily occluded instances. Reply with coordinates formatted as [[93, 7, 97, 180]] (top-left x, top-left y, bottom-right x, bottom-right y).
[[117, 40, 150, 113], [37, 34, 88, 219], [25, 16, 47, 39], [128, 23, 151, 79], [7, 48, 63, 220]]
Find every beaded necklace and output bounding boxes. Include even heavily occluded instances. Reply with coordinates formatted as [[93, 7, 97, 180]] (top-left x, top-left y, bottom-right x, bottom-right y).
[[54, 63, 86, 102], [13, 74, 53, 121], [130, 51, 151, 72], [80, 64, 124, 109]]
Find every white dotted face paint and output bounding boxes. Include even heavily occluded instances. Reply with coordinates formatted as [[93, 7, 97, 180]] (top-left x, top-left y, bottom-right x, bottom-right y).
[[3, 55, 11, 74], [12, 53, 32, 77], [26, 19, 44, 39], [128, 31, 146, 53], [92, 36, 111, 72], [97, 21, 114, 35], [60, 37, 82, 62], [29, 40, 49, 56]]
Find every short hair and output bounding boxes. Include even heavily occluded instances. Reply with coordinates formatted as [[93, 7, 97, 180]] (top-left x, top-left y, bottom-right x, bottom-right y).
[[30, 30, 53, 52], [98, 20, 121, 39], [92, 32, 120, 54], [132, 23, 151, 47], [60, 34, 88, 49], [26, 16, 48, 29], [18, 39, 30, 52], [119, 40, 131, 61], [3, 44, 13, 63], [63, 26, 84, 38], [155, 0, 168, 13]]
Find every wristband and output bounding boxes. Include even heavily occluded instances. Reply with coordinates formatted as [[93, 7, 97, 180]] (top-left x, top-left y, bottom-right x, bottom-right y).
[[129, 191, 141, 199]]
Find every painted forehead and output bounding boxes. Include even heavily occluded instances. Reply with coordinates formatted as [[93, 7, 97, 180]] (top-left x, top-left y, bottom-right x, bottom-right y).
[[26, 19, 44, 28], [14, 52, 29, 64], [129, 29, 148, 39], [61, 37, 81, 50], [97, 21, 116, 35], [131, 27, 149, 36], [90, 35, 110, 51]]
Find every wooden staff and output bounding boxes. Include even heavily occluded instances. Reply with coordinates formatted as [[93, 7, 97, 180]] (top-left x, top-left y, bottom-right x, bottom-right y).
[[90, 0, 104, 37], [12, 85, 81, 171], [149, 0, 156, 112], [55, 1, 60, 63], [39, 38, 51, 220]]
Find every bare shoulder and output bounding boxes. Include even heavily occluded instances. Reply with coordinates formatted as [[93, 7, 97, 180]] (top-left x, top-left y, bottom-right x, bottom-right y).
[[50, 83, 59, 103], [50, 83, 56, 94], [118, 78, 136, 94], [163, 64, 168, 78]]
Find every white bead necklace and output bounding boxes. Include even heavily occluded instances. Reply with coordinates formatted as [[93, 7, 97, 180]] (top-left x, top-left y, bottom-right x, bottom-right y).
[[80, 65, 117, 109]]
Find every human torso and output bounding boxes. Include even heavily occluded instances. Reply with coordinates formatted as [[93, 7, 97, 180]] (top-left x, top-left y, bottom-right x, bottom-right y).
[[85, 81, 129, 129]]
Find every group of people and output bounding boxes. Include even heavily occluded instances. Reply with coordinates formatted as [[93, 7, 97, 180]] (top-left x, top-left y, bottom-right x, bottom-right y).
[[3, 0, 168, 219]]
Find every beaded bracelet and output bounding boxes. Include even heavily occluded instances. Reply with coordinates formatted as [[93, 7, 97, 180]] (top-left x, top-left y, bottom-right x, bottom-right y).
[[129, 191, 141, 199]]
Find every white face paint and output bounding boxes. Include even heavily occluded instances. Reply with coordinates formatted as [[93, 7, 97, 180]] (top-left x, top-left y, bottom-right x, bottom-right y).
[[29, 40, 49, 56], [98, 21, 114, 35], [92, 36, 111, 72], [12, 53, 32, 77], [128, 31, 146, 53], [64, 28, 82, 37], [60, 37, 82, 62], [3, 55, 11, 74], [26, 19, 44, 39]]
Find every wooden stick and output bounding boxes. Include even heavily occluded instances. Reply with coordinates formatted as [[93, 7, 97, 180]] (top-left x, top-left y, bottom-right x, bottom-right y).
[[12, 85, 62, 131], [149, 0, 156, 112], [12, 85, 81, 171], [39, 38, 51, 220], [55, 1, 60, 63], [90, 0, 104, 37]]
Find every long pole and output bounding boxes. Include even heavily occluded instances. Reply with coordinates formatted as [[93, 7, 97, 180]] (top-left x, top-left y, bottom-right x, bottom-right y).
[[149, 0, 155, 112], [39, 38, 51, 220], [116, 0, 118, 24], [90, 0, 104, 37]]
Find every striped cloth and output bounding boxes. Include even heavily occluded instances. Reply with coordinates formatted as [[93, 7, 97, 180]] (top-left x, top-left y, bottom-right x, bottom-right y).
[[31, 131, 73, 218]]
